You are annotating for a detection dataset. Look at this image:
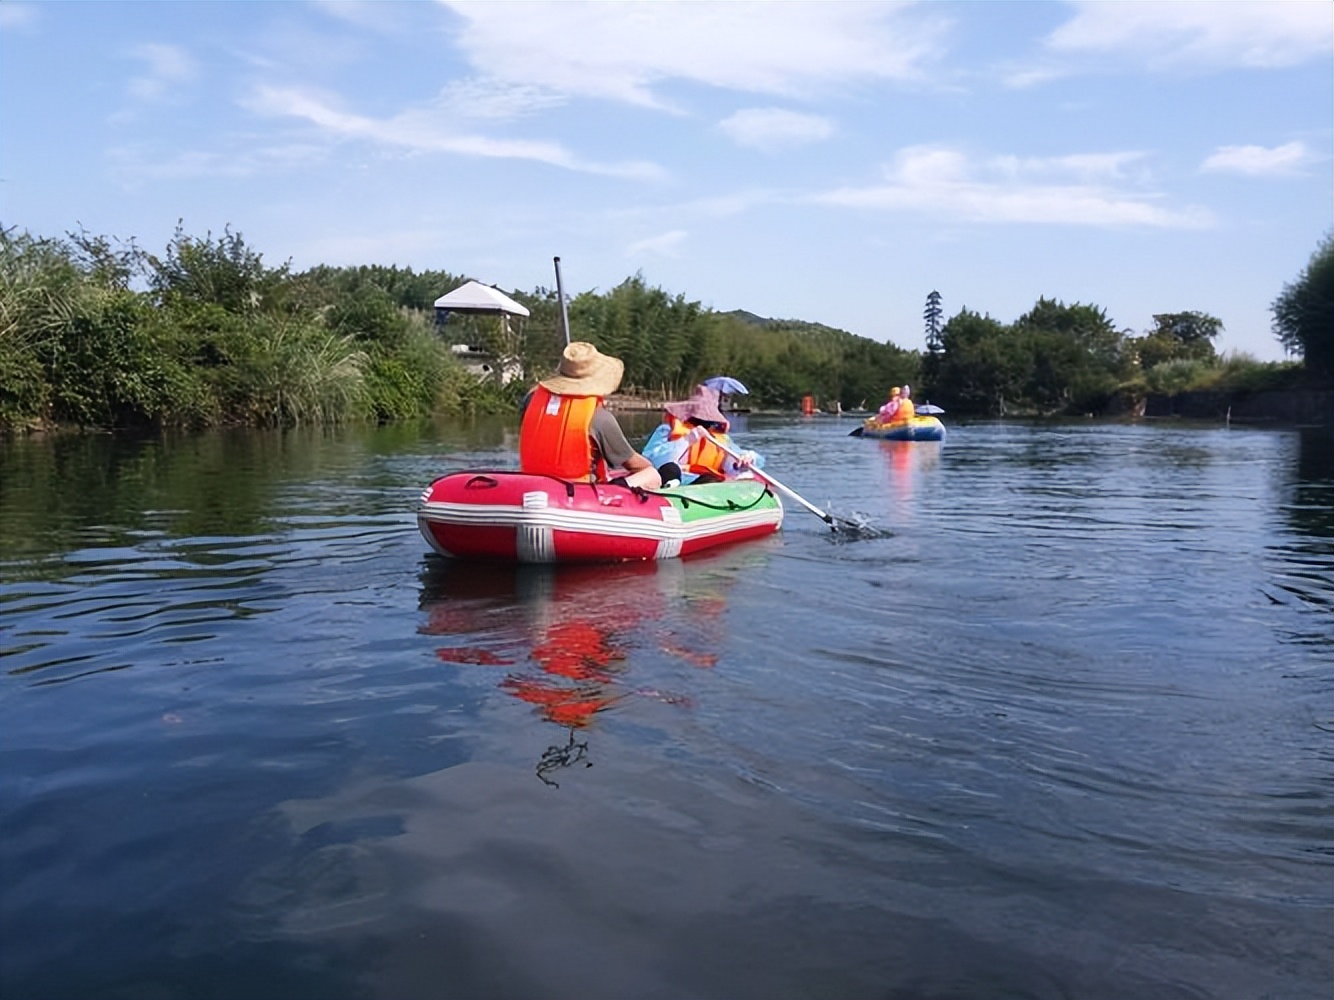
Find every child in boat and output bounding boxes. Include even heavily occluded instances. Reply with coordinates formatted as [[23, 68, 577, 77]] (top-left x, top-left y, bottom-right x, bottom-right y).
[[897, 384, 916, 421], [876, 387, 902, 424], [642, 384, 762, 486]]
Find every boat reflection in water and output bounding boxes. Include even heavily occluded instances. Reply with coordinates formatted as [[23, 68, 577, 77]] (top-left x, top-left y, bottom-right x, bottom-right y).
[[876, 438, 942, 512], [418, 548, 761, 785]]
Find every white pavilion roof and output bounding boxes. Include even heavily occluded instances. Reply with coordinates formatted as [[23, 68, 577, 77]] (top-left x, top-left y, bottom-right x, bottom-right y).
[[433, 280, 531, 317]]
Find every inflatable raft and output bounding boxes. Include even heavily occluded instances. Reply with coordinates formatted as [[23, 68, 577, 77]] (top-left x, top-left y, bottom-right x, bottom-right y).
[[857, 416, 946, 441], [418, 472, 783, 563]]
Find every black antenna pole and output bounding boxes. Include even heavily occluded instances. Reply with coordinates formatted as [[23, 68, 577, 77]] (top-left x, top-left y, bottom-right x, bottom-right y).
[[553, 257, 571, 345]]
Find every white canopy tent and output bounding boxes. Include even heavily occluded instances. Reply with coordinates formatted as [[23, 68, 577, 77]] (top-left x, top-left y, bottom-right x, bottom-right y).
[[433, 280, 530, 318], [433, 281, 530, 385]]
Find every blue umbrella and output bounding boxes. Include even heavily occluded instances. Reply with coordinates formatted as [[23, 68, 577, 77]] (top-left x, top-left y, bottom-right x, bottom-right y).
[[702, 375, 749, 395]]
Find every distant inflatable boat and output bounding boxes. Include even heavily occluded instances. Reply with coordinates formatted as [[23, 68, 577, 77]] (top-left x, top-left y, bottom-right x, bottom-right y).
[[418, 472, 783, 563], [855, 416, 947, 441]]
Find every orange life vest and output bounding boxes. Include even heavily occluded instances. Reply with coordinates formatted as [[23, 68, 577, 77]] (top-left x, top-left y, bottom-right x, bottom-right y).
[[668, 418, 730, 477], [520, 386, 608, 481]]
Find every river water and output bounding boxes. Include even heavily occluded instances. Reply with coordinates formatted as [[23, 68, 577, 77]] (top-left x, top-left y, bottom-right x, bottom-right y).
[[2, 416, 1331, 1000]]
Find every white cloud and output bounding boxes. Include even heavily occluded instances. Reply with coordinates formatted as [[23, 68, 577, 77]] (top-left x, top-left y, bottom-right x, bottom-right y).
[[1045, 1, 1331, 70], [310, 0, 406, 33], [243, 84, 665, 179], [626, 230, 688, 258], [990, 151, 1151, 182], [1200, 142, 1312, 176], [125, 43, 197, 102], [109, 142, 329, 182], [718, 108, 835, 151], [439, 1, 950, 110], [811, 145, 1212, 228], [434, 79, 566, 121], [1000, 66, 1065, 90], [673, 191, 780, 219], [0, 3, 38, 30]]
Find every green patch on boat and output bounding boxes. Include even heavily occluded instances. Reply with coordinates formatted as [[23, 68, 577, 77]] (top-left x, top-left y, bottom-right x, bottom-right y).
[[656, 480, 779, 523]]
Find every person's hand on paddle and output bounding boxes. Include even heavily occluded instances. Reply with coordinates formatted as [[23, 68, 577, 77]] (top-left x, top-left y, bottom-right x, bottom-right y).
[[736, 450, 758, 467]]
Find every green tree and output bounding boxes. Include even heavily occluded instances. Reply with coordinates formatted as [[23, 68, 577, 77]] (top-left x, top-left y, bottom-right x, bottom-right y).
[[1015, 297, 1123, 367], [1151, 311, 1223, 349], [146, 225, 284, 315], [68, 226, 141, 291], [923, 290, 943, 353], [1273, 232, 1334, 379], [567, 274, 713, 396], [922, 290, 944, 393], [933, 309, 1016, 414], [929, 298, 1131, 415], [1012, 298, 1126, 412]]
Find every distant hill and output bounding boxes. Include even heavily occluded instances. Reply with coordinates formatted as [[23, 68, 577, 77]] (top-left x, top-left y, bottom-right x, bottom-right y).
[[720, 309, 776, 327], [719, 309, 860, 340]]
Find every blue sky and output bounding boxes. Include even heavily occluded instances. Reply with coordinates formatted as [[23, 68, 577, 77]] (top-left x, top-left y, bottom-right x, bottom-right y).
[[2, 1, 1329, 361]]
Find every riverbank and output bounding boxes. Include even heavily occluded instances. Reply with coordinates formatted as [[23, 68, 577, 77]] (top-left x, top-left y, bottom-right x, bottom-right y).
[[1145, 386, 1333, 425]]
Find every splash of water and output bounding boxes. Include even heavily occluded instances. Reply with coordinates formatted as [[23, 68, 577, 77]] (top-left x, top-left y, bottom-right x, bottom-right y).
[[828, 508, 892, 539]]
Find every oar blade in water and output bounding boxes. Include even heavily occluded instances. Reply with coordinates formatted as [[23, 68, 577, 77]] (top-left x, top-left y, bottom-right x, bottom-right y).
[[825, 507, 891, 538]]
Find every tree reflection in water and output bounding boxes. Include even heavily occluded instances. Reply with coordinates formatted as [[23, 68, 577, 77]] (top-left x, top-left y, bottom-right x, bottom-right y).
[[418, 549, 758, 785], [1291, 426, 1333, 540], [1277, 426, 1334, 632]]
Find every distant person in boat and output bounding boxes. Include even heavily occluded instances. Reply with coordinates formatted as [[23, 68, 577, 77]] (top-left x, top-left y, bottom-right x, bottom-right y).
[[519, 342, 662, 490], [641, 384, 761, 486], [876, 386, 902, 424], [897, 384, 916, 422]]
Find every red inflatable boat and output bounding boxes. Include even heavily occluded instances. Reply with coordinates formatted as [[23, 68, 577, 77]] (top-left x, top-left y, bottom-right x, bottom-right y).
[[418, 471, 783, 563]]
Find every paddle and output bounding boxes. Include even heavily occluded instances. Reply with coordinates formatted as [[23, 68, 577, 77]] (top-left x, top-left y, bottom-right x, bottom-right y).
[[848, 425, 864, 437], [700, 430, 839, 532]]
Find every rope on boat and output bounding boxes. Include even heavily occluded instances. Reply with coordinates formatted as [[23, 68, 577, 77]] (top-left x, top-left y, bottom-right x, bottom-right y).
[[662, 485, 776, 513]]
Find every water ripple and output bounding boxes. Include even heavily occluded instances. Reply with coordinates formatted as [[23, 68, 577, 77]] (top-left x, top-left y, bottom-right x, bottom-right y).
[[2, 419, 1331, 1000]]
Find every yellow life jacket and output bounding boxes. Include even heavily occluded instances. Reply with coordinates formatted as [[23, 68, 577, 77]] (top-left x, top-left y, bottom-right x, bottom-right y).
[[519, 386, 607, 481]]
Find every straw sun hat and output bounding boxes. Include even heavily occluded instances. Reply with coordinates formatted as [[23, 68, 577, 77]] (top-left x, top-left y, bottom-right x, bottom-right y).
[[538, 342, 625, 397]]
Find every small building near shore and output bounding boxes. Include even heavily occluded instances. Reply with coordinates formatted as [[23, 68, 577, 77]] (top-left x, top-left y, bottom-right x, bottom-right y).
[[449, 344, 524, 385], [434, 280, 530, 386]]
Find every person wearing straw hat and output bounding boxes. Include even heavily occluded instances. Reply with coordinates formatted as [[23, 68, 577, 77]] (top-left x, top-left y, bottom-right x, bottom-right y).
[[641, 384, 762, 486], [519, 342, 661, 489]]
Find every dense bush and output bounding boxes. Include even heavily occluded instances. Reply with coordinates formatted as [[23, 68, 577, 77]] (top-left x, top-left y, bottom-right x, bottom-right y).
[[0, 226, 469, 431]]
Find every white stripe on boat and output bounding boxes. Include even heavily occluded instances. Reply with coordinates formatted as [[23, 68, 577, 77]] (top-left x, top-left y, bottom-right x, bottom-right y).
[[655, 537, 683, 559], [517, 524, 555, 562]]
